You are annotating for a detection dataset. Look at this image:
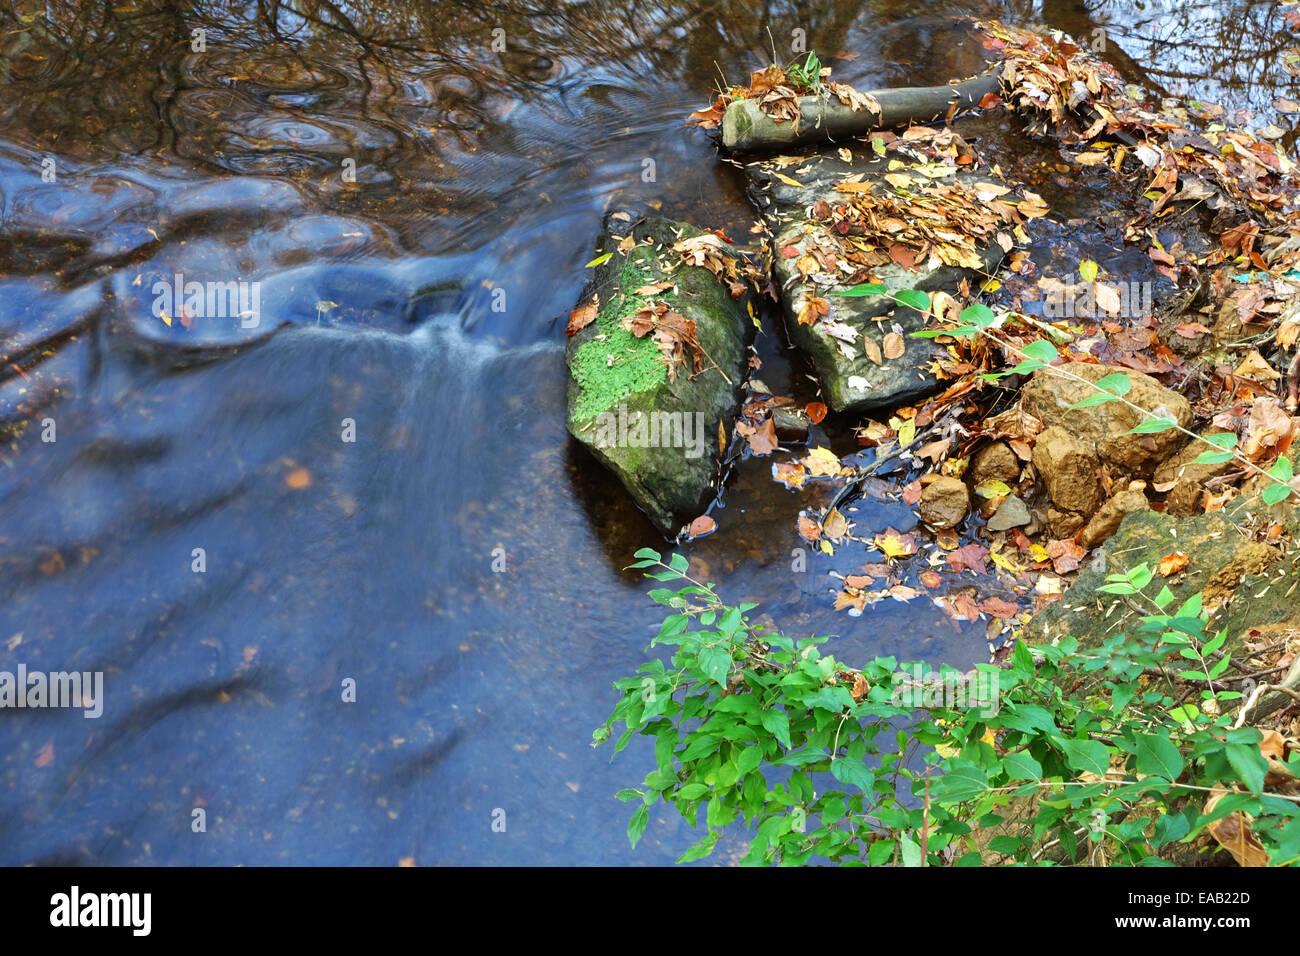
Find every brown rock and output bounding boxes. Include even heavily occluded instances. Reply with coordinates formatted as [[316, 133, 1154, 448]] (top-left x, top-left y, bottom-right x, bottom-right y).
[[1154, 429, 1236, 516], [918, 475, 970, 529], [1021, 362, 1192, 474], [970, 441, 1021, 485], [1080, 488, 1150, 549], [1032, 425, 1103, 515], [1048, 507, 1087, 538], [1202, 541, 1278, 607]]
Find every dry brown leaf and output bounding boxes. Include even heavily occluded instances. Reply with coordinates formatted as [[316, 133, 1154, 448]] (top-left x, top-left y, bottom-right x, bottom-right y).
[[566, 300, 599, 336], [1236, 349, 1282, 383], [863, 336, 883, 366], [822, 508, 850, 540], [882, 332, 905, 360], [747, 417, 779, 456], [1204, 789, 1269, 867]]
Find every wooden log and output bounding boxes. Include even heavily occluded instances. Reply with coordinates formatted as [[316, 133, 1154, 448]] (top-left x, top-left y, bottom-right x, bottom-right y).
[[721, 67, 1003, 152]]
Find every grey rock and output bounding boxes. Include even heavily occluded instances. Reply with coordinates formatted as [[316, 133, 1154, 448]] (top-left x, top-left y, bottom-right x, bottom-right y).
[[745, 152, 1010, 413], [987, 494, 1031, 532]]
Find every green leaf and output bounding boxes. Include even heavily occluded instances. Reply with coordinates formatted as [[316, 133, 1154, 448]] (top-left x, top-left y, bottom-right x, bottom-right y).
[[1069, 391, 1120, 409], [959, 303, 997, 328], [830, 282, 887, 297], [831, 757, 875, 792], [1092, 372, 1132, 395], [586, 251, 614, 268], [1129, 417, 1179, 434], [676, 832, 718, 863], [698, 645, 732, 687], [1202, 432, 1238, 449], [1007, 358, 1046, 375], [1203, 628, 1228, 656], [628, 804, 650, 848], [1078, 259, 1098, 282], [761, 709, 792, 749], [1225, 742, 1268, 794], [898, 835, 922, 867], [1263, 482, 1294, 505], [676, 782, 709, 801], [868, 839, 896, 866], [1060, 739, 1110, 776], [1020, 340, 1059, 365], [1133, 733, 1185, 781], [1191, 450, 1236, 465], [929, 760, 989, 802], [896, 289, 931, 312], [1001, 751, 1043, 781]]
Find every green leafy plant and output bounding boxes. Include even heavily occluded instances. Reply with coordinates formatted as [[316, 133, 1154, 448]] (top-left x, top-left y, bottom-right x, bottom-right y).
[[784, 52, 823, 92], [596, 551, 1300, 865]]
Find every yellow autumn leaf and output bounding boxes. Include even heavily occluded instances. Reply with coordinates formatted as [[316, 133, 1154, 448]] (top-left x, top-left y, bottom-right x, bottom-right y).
[[803, 446, 842, 477], [874, 529, 918, 560], [974, 479, 1012, 498], [989, 550, 1024, 573]]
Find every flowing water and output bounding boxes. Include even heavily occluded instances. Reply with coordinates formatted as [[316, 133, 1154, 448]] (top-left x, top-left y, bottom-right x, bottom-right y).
[[0, 0, 1294, 864]]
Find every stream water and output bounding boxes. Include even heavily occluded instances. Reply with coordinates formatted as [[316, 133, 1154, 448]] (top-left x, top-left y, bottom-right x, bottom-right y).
[[0, 0, 1295, 865]]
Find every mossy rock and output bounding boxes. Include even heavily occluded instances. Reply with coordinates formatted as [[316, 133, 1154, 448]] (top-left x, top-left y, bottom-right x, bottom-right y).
[[1025, 503, 1283, 660], [565, 213, 752, 535]]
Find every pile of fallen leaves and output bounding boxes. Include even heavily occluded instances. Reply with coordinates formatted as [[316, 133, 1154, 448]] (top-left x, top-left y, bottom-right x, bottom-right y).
[[624, 300, 704, 383], [686, 59, 881, 133], [976, 19, 1300, 263], [820, 170, 1041, 273]]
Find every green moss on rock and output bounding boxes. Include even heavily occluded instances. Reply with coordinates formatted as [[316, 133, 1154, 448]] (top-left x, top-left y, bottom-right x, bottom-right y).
[[569, 255, 665, 423]]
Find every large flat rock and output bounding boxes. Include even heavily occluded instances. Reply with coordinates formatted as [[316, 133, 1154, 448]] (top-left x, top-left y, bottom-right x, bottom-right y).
[[746, 150, 1022, 413]]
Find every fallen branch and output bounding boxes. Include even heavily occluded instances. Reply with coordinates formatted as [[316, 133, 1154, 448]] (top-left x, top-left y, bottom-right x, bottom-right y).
[[721, 67, 1003, 151], [1239, 655, 1300, 726]]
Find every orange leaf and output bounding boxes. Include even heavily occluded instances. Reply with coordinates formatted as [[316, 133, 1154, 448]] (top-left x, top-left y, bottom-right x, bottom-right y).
[[687, 515, 716, 539], [566, 301, 599, 336], [286, 467, 312, 490], [1158, 551, 1189, 576]]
